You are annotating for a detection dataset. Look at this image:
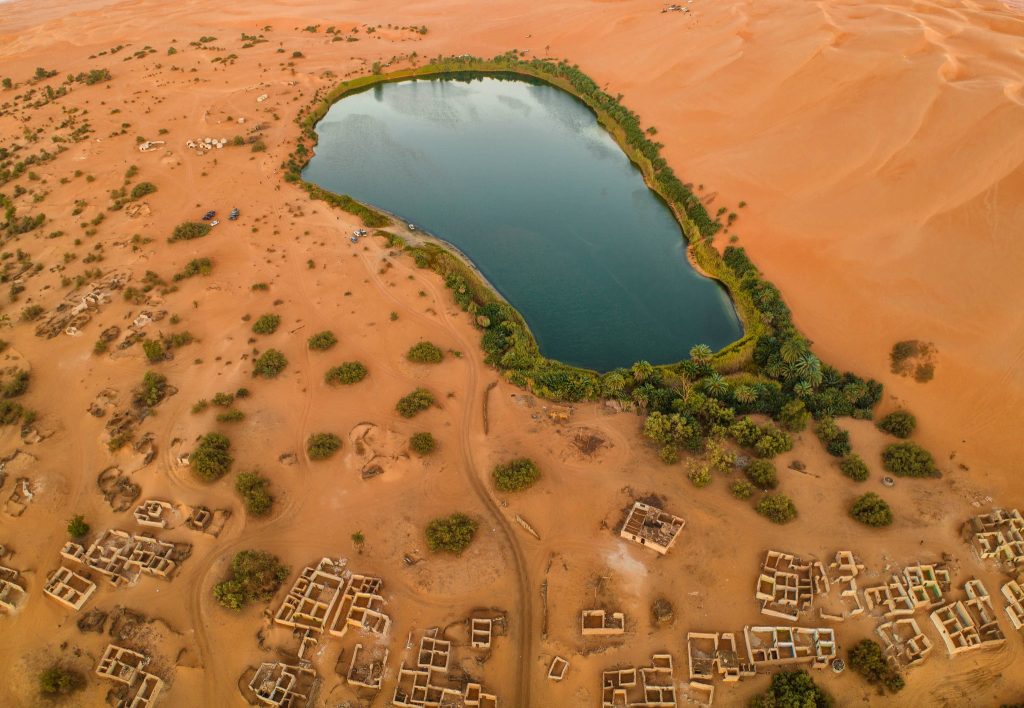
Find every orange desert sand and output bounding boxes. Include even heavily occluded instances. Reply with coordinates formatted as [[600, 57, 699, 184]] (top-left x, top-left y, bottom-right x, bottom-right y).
[[0, 0, 1022, 706]]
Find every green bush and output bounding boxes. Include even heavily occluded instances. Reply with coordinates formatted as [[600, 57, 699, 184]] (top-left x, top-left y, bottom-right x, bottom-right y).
[[751, 670, 832, 708], [396, 388, 434, 418], [169, 221, 211, 242], [878, 410, 916, 438], [212, 392, 234, 407], [2, 369, 30, 398], [850, 492, 893, 527], [130, 182, 157, 199], [659, 445, 679, 464], [20, 305, 45, 321], [212, 550, 289, 610], [688, 463, 712, 488], [67, 514, 90, 538], [425, 513, 477, 554], [848, 639, 904, 693], [253, 349, 287, 377], [252, 313, 280, 335], [756, 494, 797, 524], [745, 459, 778, 490], [325, 361, 367, 385], [778, 399, 810, 432], [307, 432, 342, 460], [38, 665, 85, 697], [191, 432, 233, 481], [840, 454, 869, 482], [882, 442, 939, 478], [235, 472, 272, 515], [216, 409, 245, 423], [307, 330, 337, 350], [730, 479, 754, 499], [406, 341, 444, 363], [172, 257, 212, 281], [492, 458, 540, 492], [138, 371, 167, 407], [142, 338, 165, 362], [410, 432, 436, 455], [815, 417, 851, 457]]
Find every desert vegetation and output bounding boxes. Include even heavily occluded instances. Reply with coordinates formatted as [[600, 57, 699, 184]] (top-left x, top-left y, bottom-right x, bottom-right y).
[[492, 458, 540, 491], [325, 361, 367, 385], [235, 472, 272, 515], [850, 492, 893, 527], [425, 513, 477, 554], [396, 388, 434, 417], [213, 550, 289, 610], [406, 340, 443, 363], [882, 442, 939, 478], [191, 432, 233, 481], [306, 432, 341, 460]]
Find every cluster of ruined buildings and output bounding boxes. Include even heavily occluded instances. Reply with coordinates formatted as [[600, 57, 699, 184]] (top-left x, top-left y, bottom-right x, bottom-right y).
[[572, 504, 1023, 707], [246, 556, 502, 707]]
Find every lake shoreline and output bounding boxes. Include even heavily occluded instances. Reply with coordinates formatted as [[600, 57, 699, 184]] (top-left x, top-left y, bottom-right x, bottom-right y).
[[293, 61, 756, 378]]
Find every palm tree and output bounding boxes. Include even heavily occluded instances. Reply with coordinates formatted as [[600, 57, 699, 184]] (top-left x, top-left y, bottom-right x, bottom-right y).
[[703, 373, 729, 398], [689, 344, 713, 366], [631, 360, 654, 384], [733, 385, 756, 405], [793, 381, 813, 398], [780, 338, 807, 364]]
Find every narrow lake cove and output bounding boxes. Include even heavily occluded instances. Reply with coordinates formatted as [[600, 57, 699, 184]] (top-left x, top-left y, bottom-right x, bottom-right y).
[[303, 76, 742, 371]]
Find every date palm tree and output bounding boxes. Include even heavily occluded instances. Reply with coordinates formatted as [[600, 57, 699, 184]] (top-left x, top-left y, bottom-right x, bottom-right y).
[[689, 344, 713, 367], [702, 373, 729, 398]]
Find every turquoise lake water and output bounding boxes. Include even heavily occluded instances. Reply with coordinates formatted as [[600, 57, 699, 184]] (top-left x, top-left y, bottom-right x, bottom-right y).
[[302, 76, 742, 371]]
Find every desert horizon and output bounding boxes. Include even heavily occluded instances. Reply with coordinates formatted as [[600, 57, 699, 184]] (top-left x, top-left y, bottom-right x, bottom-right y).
[[1, 0, 1022, 706]]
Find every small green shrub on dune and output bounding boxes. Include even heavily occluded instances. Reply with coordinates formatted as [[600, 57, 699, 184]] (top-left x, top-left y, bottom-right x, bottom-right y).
[[38, 666, 85, 697], [848, 639, 904, 693], [325, 361, 367, 385], [252, 349, 287, 378], [307, 432, 341, 460], [877, 410, 916, 438], [756, 494, 797, 524], [409, 432, 436, 455], [212, 550, 289, 610], [815, 417, 851, 457], [396, 388, 434, 418], [169, 221, 211, 242], [492, 458, 540, 491], [191, 432, 233, 481], [235, 472, 272, 516], [406, 341, 444, 363], [750, 670, 832, 708], [251, 313, 280, 335], [745, 459, 778, 490], [307, 330, 337, 350], [850, 492, 893, 527], [730, 479, 754, 499], [840, 454, 869, 482], [425, 513, 477, 554], [882, 442, 939, 478]]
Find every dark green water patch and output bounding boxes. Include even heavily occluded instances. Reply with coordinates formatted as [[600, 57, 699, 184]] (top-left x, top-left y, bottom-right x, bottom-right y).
[[303, 75, 742, 371]]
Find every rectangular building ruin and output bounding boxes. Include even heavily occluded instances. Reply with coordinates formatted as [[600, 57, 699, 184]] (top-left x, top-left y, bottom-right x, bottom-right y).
[[743, 626, 836, 669], [818, 551, 865, 621], [963, 508, 1024, 572], [60, 528, 186, 585], [0, 564, 26, 612], [471, 618, 493, 649], [548, 656, 569, 681], [393, 631, 498, 707], [249, 661, 318, 707], [95, 644, 164, 708], [582, 609, 625, 636], [929, 578, 1006, 655], [601, 654, 677, 707], [273, 558, 391, 661], [876, 617, 933, 668], [133, 499, 173, 528], [863, 561, 951, 620], [755, 550, 829, 621], [619, 502, 684, 555], [43, 566, 97, 611], [1002, 579, 1024, 631], [686, 632, 753, 684], [347, 643, 388, 691]]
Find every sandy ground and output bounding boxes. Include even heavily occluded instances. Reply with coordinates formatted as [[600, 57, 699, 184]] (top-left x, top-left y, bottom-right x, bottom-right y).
[[0, 0, 1022, 706]]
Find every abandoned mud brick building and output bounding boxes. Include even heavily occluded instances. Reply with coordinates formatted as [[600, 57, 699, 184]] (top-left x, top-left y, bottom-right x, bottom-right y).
[[619, 501, 684, 555]]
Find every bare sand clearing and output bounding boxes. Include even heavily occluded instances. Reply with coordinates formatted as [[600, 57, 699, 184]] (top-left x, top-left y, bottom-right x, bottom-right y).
[[0, 0, 1022, 706]]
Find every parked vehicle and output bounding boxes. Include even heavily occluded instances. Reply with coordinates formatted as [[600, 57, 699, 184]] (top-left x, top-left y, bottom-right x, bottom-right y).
[[202, 210, 216, 221], [229, 208, 240, 220]]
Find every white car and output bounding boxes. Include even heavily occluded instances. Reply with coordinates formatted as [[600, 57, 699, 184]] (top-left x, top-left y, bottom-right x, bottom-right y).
[[210, 220, 220, 226]]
